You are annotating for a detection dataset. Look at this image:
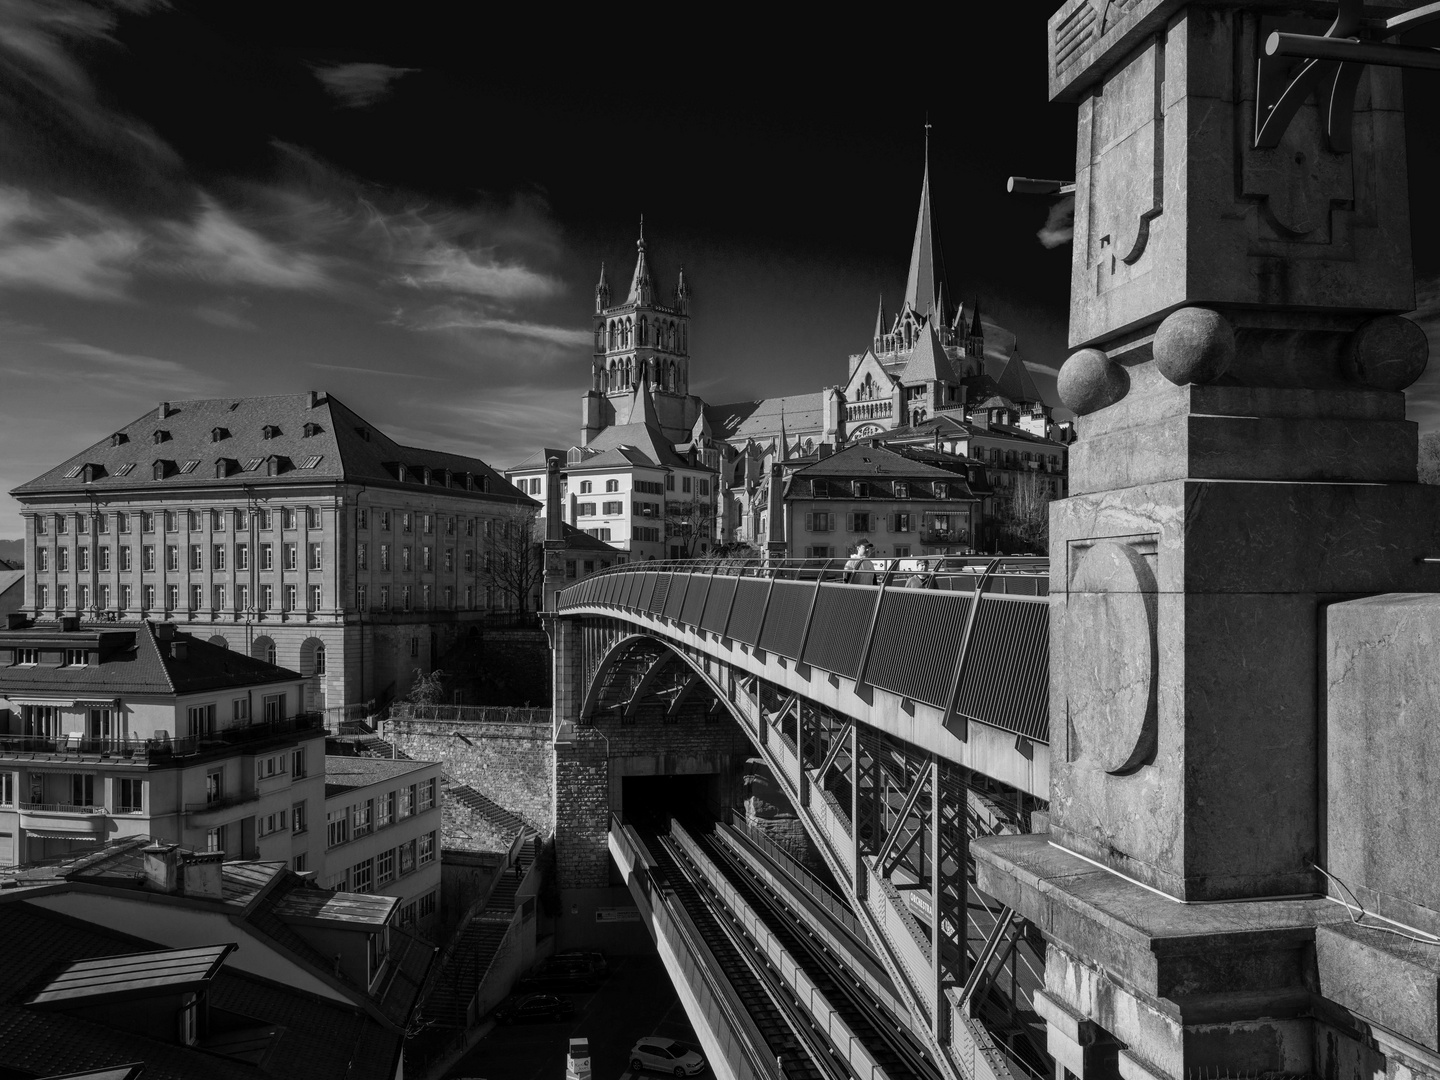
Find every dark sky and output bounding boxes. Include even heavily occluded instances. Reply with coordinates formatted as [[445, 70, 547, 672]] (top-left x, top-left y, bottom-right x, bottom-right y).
[[0, 1, 1437, 537]]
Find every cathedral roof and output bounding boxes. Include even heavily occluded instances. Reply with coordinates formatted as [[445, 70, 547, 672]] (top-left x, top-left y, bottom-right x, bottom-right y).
[[584, 382, 687, 468], [897, 324, 952, 384], [705, 393, 825, 441], [881, 414, 972, 440], [996, 352, 1045, 405]]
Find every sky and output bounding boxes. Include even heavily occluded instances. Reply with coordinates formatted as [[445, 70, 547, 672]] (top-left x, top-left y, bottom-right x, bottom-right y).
[[0, 1, 1438, 540]]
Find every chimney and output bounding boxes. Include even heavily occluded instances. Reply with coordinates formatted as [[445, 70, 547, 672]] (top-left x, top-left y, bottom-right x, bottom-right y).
[[5, 613, 27, 630], [154, 622, 176, 641], [59, 616, 80, 632], [170, 639, 188, 661], [158, 402, 170, 419], [142, 844, 181, 893], [180, 850, 225, 900], [306, 390, 319, 408]]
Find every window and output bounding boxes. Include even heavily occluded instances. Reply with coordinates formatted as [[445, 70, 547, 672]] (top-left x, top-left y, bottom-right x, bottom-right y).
[[402, 586, 412, 612], [894, 482, 909, 499], [293, 853, 308, 872], [352, 858, 374, 893], [187, 704, 216, 737], [0, 773, 13, 805], [379, 509, 390, 531], [258, 809, 288, 837], [603, 501, 623, 515], [463, 549, 474, 572], [291, 747, 307, 777], [465, 517, 475, 538], [213, 544, 226, 570], [259, 583, 272, 611], [165, 511, 176, 533], [58, 548, 69, 572], [57, 515, 69, 535], [308, 543, 322, 570], [419, 777, 436, 812], [283, 507, 296, 530], [166, 545, 178, 571], [143, 584, 155, 611], [144, 545, 155, 571], [36, 583, 48, 610], [894, 512, 912, 533], [579, 481, 592, 494], [307, 506, 320, 530], [117, 512, 129, 533], [422, 546, 432, 571], [283, 543, 297, 571], [422, 584, 431, 609], [375, 790, 394, 828], [357, 542, 367, 570], [804, 545, 835, 558], [399, 785, 414, 818], [378, 585, 389, 609], [444, 585, 453, 608], [284, 584, 297, 612], [14, 648, 38, 666], [190, 584, 203, 610], [422, 512, 433, 534], [232, 697, 249, 722], [398, 839, 416, 875], [36, 548, 48, 572], [77, 584, 90, 610], [166, 584, 178, 611], [258, 509, 272, 530], [402, 512, 412, 534], [698, 478, 710, 497], [357, 584, 367, 609], [805, 512, 834, 532], [353, 799, 373, 837], [212, 584, 226, 610], [327, 809, 350, 846], [605, 479, 619, 492], [204, 769, 223, 806], [402, 546, 412, 572], [419, 831, 436, 865], [120, 584, 132, 610], [376, 847, 395, 885], [566, 560, 577, 580], [98, 547, 110, 571], [77, 547, 89, 572], [58, 584, 69, 610], [262, 693, 284, 722], [62, 648, 86, 667], [257, 753, 284, 781], [682, 476, 692, 494], [188, 510, 200, 532], [206, 825, 225, 854], [119, 547, 131, 571], [236, 543, 249, 570], [418, 891, 437, 920], [235, 509, 249, 530], [36, 516, 47, 536], [577, 503, 595, 517], [292, 801, 307, 834], [465, 585, 474, 609], [309, 585, 322, 612], [847, 512, 872, 532], [78, 514, 90, 535], [443, 548, 453, 571]]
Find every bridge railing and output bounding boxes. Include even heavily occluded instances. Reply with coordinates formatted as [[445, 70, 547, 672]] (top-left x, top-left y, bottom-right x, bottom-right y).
[[558, 556, 1050, 745]]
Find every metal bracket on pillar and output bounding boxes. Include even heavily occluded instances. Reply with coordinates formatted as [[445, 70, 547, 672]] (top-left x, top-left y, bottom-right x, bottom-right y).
[[812, 719, 853, 783], [955, 905, 1019, 1015]]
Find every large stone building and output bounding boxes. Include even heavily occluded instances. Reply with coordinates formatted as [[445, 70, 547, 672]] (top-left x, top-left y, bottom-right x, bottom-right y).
[[10, 392, 539, 719]]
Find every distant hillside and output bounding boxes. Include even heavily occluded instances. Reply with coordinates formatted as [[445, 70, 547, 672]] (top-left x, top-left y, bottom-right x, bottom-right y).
[[0, 540, 22, 568]]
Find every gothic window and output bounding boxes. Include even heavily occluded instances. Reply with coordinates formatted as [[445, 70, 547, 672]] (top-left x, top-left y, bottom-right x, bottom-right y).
[[625, 317, 633, 347], [639, 316, 647, 345]]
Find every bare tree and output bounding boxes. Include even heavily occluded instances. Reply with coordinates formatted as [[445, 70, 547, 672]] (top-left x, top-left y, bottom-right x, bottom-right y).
[[663, 497, 718, 560], [995, 470, 1053, 554], [486, 504, 543, 613], [408, 668, 446, 705]]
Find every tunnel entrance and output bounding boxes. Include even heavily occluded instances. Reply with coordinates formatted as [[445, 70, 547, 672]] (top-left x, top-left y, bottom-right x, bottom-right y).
[[621, 773, 721, 828]]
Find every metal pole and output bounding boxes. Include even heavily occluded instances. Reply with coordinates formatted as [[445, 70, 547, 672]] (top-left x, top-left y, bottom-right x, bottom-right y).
[[1265, 31, 1440, 69]]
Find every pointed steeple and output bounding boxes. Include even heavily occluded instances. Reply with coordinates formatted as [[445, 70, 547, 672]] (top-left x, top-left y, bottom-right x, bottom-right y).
[[628, 216, 653, 306], [675, 265, 690, 314], [969, 296, 982, 337], [904, 144, 939, 316], [595, 261, 610, 313], [934, 280, 949, 329], [873, 294, 887, 342], [778, 404, 790, 462]]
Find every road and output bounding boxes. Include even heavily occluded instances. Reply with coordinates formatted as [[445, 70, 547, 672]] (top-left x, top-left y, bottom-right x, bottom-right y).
[[446, 954, 702, 1080]]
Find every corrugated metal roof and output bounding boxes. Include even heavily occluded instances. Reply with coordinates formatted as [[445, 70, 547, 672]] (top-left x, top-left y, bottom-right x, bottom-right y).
[[27, 944, 235, 1008]]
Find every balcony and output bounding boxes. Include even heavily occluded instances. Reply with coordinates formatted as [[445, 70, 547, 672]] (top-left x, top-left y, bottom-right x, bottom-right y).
[[845, 400, 892, 421], [0, 712, 324, 766], [184, 790, 261, 819], [18, 802, 108, 837]]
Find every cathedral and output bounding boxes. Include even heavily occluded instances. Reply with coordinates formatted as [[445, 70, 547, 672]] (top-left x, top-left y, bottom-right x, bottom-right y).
[[508, 152, 1071, 557]]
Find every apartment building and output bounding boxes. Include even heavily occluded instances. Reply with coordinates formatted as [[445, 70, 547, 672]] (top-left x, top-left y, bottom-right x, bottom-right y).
[[10, 391, 539, 716], [324, 753, 443, 936], [0, 618, 324, 866]]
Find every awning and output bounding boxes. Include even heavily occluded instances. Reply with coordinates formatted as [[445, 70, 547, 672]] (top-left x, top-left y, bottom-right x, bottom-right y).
[[74, 700, 122, 710], [25, 831, 101, 841]]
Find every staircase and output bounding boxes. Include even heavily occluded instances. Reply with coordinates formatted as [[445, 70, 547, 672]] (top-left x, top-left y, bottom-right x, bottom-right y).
[[448, 784, 529, 843], [420, 833, 541, 1029]]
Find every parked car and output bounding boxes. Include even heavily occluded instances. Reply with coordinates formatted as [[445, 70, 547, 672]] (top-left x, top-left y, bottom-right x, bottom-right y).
[[493, 993, 574, 1025], [554, 949, 609, 977], [516, 956, 601, 992], [630, 1037, 707, 1076]]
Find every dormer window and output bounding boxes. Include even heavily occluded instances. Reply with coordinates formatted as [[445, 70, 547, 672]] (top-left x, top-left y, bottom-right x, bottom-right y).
[[264, 455, 283, 476], [81, 463, 104, 483], [303, 422, 320, 437], [464, 472, 474, 491], [211, 427, 229, 442], [894, 482, 909, 499], [262, 425, 280, 439], [110, 432, 128, 447], [854, 481, 870, 498], [355, 425, 370, 442], [215, 458, 236, 478], [421, 466, 432, 485], [152, 430, 169, 444], [481, 476, 489, 493], [934, 481, 948, 499], [152, 460, 172, 480]]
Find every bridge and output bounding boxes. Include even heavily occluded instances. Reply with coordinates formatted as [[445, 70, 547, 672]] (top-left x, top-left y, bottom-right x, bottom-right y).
[[549, 557, 1055, 1080]]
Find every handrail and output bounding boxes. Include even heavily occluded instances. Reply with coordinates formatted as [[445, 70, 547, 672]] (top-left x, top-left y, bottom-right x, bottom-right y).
[[572, 554, 1047, 585], [19, 801, 105, 815]]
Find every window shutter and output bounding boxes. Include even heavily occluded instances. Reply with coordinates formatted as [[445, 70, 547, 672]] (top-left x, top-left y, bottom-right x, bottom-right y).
[[805, 513, 813, 531]]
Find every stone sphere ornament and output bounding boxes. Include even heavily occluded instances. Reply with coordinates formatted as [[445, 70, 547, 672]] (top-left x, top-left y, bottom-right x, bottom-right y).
[[1153, 307, 1235, 386], [1058, 348, 1129, 416], [1344, 314, 1429, 392]]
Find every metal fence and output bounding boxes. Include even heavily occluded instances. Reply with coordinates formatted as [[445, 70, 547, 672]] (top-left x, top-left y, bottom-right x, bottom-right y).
[[558, 557, 1050, 744]]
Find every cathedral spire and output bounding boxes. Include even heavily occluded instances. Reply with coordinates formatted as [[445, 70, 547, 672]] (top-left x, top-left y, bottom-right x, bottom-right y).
[[675, 264, 690, 314], [873, 294, 887, 342], [904, 138, 939, 317], [627, 216, 653, 306], [595, 261, 610, 313], [778, 404, 790, 463]]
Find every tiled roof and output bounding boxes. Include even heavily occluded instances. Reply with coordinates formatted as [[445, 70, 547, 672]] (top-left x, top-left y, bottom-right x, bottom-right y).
[[0, 900, 401, 1080], [324, 754, 435, 795], [582, 419, 687, 470], [898, 324, 951, 384], [996, 353, 1046, 406], [790, 442, 964, 480], [881, 414, 973, 440], [560, 523, 621, 554], [706, 393, 826, 440], [0, 621, 299, 697], [0, 568, 23, 598], [12, 393, 535, 509]]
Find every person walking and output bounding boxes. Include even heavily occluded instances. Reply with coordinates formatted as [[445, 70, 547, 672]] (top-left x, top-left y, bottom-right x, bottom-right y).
[[844, 539, 877, 585]]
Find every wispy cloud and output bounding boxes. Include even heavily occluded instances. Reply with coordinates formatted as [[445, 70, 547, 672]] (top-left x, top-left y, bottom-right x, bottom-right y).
[[162, 199, 329, 290], [309, 361, 440, 380], [400, 303, 590, 345], [1037, 195, 1074, 249], [0, 338, 223, 400], [312, 62, 418, 108]]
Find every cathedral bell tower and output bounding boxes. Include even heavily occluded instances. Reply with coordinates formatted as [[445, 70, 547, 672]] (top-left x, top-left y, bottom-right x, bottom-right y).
[[582, 219, 692, 446]]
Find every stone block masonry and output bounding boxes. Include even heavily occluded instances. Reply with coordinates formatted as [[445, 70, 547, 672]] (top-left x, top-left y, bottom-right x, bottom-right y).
[[383, 716, 554, 834]]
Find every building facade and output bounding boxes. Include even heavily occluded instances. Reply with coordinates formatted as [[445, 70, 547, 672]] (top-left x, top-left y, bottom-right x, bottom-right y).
[[10, 392, 540, 719], [0, 619, 325, 867], [323, 753, 443, 937]]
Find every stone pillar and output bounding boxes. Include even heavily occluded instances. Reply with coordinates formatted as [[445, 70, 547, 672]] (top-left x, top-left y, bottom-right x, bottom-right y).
[[975, 4, 1440, 1080], [542, 455, 565, 615], [764, 464, 787, 561]]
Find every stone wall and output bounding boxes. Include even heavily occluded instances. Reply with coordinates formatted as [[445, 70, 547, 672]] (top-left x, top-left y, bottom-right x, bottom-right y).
[[382, 716, 555, 834]]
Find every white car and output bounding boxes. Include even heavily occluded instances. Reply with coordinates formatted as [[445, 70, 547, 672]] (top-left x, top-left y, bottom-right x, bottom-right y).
[[630, 1037, 707, 1076]]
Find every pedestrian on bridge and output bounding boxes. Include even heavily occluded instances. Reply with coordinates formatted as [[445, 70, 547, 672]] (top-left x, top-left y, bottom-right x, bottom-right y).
[[845, 539, 877, 585]]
